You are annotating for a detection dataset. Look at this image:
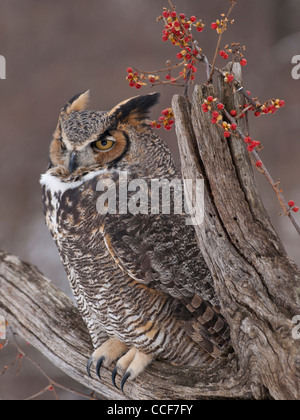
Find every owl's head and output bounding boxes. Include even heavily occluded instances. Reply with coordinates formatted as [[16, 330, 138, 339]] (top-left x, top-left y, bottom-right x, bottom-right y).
[[48, 90, 161, 178]]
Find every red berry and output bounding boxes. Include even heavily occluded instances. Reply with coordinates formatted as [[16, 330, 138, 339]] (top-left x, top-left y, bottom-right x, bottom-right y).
[[293, 207, 299, 213], [224, 131, 231, 138], [254, 111, 261, 117], [127, 67, 133, 73], [156, 124, 161, 129], [135, 83, 142, 89], [196, 27, 204, 32], [227, 74, 234, 82], [177, 52, 183, 59], [190, 16, 197, 22], [173, 21, 180, 27], [207, 96, 214, 103], [256, 160, 263, 168], [212, 111, 219, 119], [240, 58, 248, 66], [161, 108, 169, 116], [279, 100, 285, 107], [129, 81, 135, 87], [288, 200, 295, 207], [217, 103, 224, 110], [211, 22, 218, 30], [231, 123, 237, 130], [180, 13, 186, 19], [202, 104, 208, 112], [165, 74, 171, 80], [220, 50, 229, 59], [162, 35, 169, 41], [165, 124, 172, 131], [244, 136, 252, 144], [170, 11, 177, 18], [230, 110, 237, 117], [163, 11, 170, 18], [211, 118, 217, 124], [252, 140, 260, 148]]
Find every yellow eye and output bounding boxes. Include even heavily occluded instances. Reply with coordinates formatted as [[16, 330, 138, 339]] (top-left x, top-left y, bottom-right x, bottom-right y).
[[94, 137, 115, 151]]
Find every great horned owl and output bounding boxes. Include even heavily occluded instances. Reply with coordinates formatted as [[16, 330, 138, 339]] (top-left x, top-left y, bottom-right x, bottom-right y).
[[41, 91, 230, 391]]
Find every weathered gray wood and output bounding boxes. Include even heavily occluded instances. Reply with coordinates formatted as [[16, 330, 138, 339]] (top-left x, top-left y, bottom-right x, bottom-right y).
[[0, 250, 253, 400], [172, 73, 300, 400]]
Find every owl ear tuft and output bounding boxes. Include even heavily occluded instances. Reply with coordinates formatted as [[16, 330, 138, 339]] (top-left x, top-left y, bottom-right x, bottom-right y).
[[61, 90, 90, 116], [109, 92, 160, 126]]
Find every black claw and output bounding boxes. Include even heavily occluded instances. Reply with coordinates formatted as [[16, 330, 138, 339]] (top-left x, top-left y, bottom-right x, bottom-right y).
[[111, 366, 119, 389], [121, 371, 131, 393], [86, 357, 93, 378], [96, 356, 105, 380]]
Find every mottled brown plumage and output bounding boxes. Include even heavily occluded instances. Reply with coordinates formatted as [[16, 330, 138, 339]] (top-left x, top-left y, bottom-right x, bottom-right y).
[[41, 91, 230, 389]]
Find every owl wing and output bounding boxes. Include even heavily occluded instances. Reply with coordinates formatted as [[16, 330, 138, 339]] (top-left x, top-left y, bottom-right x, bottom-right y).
[[101, 210, 230, 354]]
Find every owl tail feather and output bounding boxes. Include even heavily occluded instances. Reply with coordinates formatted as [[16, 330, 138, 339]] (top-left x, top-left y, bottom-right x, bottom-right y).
[[183, 294, 231, 359]]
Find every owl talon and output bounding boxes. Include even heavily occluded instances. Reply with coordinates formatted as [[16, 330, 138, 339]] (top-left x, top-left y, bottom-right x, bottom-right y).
[[111, 366, 119, 389], [113, 349, 153, 393], [121, 371, 131, 393], [96, 356, 105, 380], [87, 338, 129, 381], [86, 357, 94, 378]]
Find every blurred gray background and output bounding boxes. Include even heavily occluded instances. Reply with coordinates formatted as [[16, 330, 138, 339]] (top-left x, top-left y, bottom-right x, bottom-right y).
[[0, 0, 299, 399]]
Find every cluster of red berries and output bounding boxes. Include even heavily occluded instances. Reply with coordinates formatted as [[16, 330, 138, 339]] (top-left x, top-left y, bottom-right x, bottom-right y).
[[161, 10, 204, 45], [202, 96, 237, 138], [150, 107, 175, 131], [160, 10, 206, 82], [211, 18, 228, 34], [243, 136, 261, 152], [288, 200, 299, 213], [126, 67, 145, 89], [126, 8, 207, 90], [224, 71, 234, 83], [219, 42, 247, 67], [202, 96, 264, 153], [259, 99, 286, 115], [229, 95, 285, 119], [220, 50, 247, 67]]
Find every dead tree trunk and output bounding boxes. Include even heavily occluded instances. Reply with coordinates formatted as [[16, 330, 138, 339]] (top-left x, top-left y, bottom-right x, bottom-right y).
[[0, 70, 299, 400], [172, 69, 300, 400]]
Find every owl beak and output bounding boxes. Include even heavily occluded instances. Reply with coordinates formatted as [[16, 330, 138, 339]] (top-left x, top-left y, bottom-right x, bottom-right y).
[[69, 151, 78, 173]]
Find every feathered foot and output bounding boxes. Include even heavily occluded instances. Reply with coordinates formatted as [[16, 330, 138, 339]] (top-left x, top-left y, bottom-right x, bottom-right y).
[[86, 338, 153, 393]]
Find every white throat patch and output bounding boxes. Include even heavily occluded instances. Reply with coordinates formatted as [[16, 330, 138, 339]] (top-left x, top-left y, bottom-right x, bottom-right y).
[[40, 169, 110, 195]]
